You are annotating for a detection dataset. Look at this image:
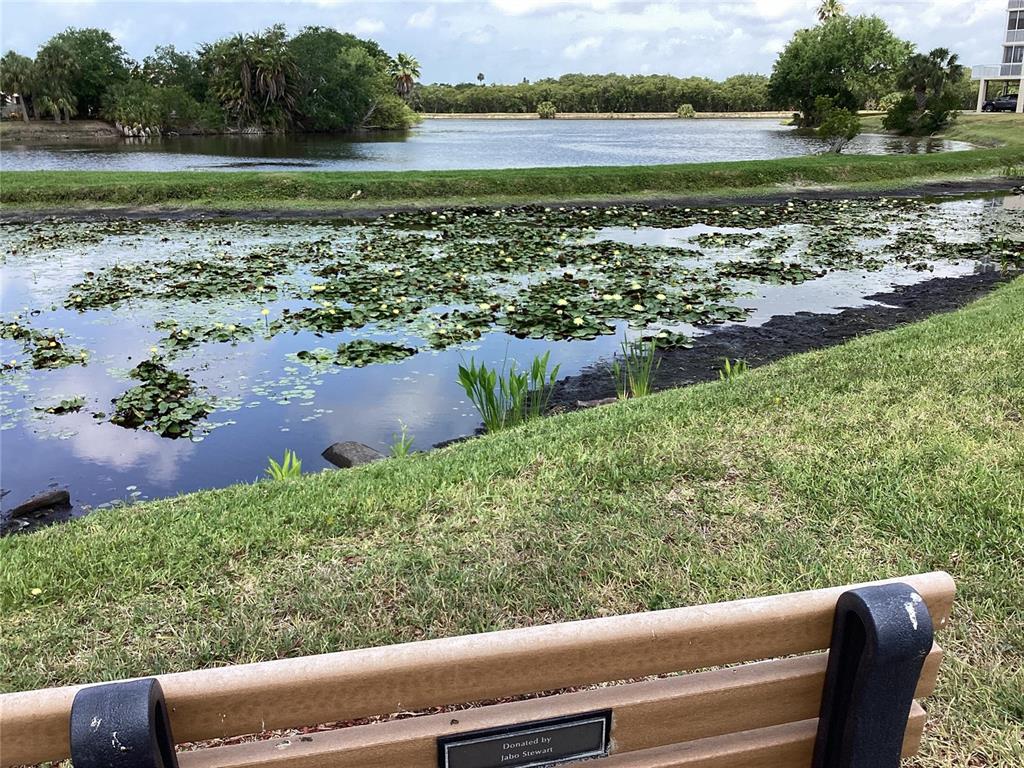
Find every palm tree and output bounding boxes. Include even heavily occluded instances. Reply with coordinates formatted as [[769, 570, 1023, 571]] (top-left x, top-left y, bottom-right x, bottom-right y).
[[477, 72, 485, 85], [0, 51, 34, 122], [34, 40, 77, 123], [201, 26, 297, 130], [388, 53, 420, 100], [898, 48, 964, 110], [817, 0, 846, 22]]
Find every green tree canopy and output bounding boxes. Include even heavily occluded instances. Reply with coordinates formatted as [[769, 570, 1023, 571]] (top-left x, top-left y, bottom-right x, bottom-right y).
[[769, 15, 911, 125], [40, 28, 131, 117], [0, 50, 34, 121], [142, 45, 207, 103], [199, 25, 298, 130]]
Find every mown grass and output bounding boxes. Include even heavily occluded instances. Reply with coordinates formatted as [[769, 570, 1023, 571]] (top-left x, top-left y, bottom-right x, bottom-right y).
[[860, 111, 1024, 149], [1, 136, 1022, 212], [2, 278, 1022, 765]]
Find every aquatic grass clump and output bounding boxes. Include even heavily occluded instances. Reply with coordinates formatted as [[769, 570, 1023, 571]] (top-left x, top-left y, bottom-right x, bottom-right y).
[[457, 351, 561, 433], [265, 450, 302, 480], [719, 358, 749, 382], [611, 336, 659, 399], [389, 422, 415, 458]]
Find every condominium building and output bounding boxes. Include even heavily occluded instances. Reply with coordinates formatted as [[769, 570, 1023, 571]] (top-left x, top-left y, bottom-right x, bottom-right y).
[[971, 0, 1024, 111]]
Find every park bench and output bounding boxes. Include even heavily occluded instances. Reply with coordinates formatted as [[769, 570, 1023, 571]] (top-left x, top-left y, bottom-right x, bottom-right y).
[[0, 572, 954, 768]]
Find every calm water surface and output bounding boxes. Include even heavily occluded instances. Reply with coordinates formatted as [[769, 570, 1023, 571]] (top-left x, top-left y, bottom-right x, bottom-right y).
[[1, 194, 1019, 525], [0, 118, 972, 172]]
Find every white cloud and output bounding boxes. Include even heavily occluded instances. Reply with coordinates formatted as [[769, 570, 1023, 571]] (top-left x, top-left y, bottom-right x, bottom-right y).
[[563, 35, 602, 59], [353, 17, 385, 34], [490, 0, 614, 15], [466, 26, 496, 45], [760, 38, 787, 55], [407, 5, 437, 28]]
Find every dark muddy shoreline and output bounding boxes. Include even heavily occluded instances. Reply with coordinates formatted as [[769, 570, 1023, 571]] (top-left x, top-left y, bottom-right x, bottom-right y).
[[1, 178, 1020, 225], [549, 268, 1017, 410]]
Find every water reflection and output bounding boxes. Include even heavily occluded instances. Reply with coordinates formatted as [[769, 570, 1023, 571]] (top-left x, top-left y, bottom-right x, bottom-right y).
[[1, 118, 972, 172], [0, 195, 1018, 515]]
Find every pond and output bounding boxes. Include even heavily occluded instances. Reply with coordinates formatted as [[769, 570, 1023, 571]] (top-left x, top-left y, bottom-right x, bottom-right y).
[[0, 118, 974, 172], [1, 193, 1021, 527]]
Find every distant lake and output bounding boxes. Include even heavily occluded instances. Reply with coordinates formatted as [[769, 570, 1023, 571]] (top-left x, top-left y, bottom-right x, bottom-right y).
[[0, 118, 972, 172]]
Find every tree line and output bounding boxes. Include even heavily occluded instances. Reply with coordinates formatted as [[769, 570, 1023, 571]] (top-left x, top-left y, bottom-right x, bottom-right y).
[[415, 73, 774, 114], [0, 25, 422, 133]]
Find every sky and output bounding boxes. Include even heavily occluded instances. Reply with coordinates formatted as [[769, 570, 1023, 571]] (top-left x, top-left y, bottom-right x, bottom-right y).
[[0, 0, 1013, 84]]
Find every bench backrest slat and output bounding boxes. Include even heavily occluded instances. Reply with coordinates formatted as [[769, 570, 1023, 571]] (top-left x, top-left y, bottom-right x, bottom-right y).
[[0, 571, 955, 767], [174, 651, 941, 768]]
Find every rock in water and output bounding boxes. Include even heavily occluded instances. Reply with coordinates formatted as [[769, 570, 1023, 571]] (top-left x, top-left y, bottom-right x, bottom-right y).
[[322, 442, 384, 469], [10, 489, 71, 518]]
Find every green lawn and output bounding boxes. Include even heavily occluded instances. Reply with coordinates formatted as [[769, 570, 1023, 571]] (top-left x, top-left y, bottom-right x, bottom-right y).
[[2, 278, 1022, 766], [1, 113, 1022, 211]]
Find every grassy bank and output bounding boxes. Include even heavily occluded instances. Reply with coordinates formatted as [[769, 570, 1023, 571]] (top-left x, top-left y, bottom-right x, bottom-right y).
[[2, 145, 1023, 213], [2, 278, 1022, 765], [1, 114, 1021, 212]]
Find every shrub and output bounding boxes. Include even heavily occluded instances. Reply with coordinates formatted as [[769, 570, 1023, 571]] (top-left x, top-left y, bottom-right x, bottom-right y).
[[364, 94, 422, 130], [537, 100, 557, 119], [882, 91, 959, 135], [877, 92, 904, 112], [677, 103, 696, 118], [814, 95, 860, 153]]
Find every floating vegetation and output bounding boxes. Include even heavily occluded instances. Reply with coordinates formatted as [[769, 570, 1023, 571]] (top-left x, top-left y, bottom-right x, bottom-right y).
[[155, 320, 255, 353], [34, 396, 86, 415], [1, 195, 1021, 451], [691, 232, 761, 249], [110, 359, 213, 438], [296, 339, 417, 368], [0, 317, 88, 370]]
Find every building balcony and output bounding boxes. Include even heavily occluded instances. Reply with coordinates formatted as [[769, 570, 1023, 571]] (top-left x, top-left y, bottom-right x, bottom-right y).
[[972, 64, 1023, 79]]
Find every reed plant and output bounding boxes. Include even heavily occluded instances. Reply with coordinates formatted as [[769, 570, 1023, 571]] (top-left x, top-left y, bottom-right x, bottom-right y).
[[265, 450, 302, 480], [611, 336, 659, 399], [719, 358, 749, 382], [457, 351, 560, 433]]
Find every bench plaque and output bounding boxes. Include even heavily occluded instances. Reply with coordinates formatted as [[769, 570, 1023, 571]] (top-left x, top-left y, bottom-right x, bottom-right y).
[[438, 711, 611, 768]]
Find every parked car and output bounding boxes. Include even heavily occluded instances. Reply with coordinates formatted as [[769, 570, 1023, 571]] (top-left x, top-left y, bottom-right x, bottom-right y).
[[982, 94, 1018, 112]]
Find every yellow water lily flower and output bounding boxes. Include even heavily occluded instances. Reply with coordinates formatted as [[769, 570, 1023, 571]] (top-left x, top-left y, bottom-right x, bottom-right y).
[[261, 308, 270, 316], [633, 304, 645, 311], [573, 317, 585, 326], [656, 293, 667, 300], [556, 298, 569, 306], [311, 285, 326, 292], [149, 346, 158, 353], [227, 325, 237, 332], [478, 303, 491, 310], [30, 588, 42, 596], [631, 282, 641, 290]]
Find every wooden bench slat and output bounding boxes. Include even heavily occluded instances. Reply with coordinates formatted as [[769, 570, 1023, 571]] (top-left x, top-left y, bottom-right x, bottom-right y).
[[595, 703, 926, 768], [0, 572, 953, 766], [174, 650, 941, 768]]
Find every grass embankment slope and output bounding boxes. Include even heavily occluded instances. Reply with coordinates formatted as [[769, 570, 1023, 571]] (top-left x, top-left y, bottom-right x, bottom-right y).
[[1, 113, 1021, 212], [3, 278, 1023, 765]]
